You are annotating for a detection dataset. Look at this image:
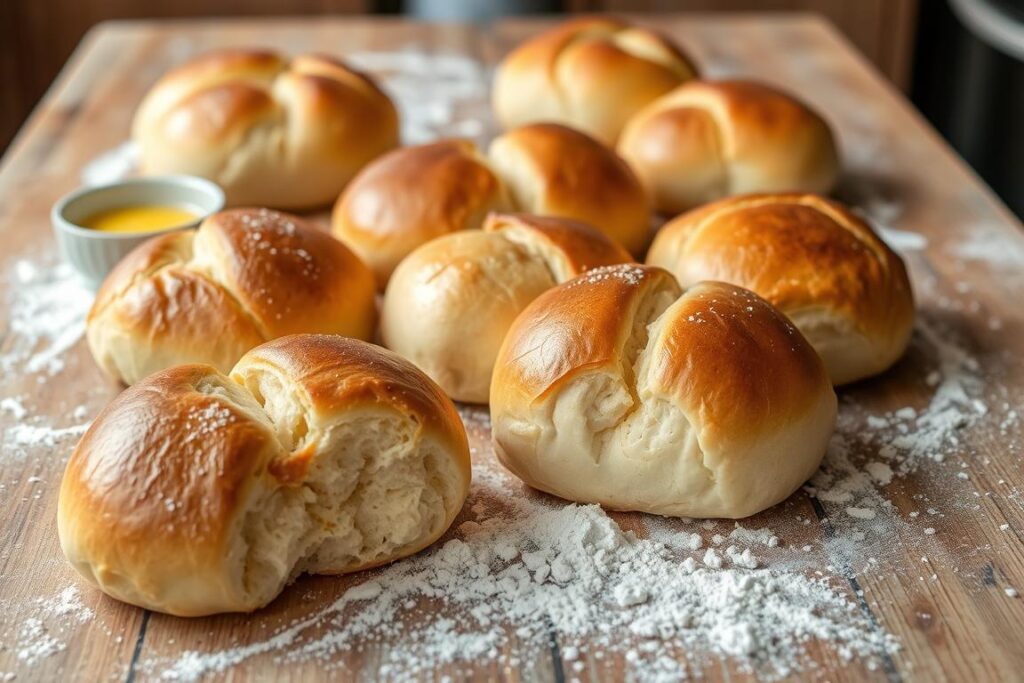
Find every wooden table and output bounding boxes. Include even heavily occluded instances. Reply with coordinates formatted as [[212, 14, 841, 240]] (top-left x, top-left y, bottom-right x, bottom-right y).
[[2, 14, 1023, 682]]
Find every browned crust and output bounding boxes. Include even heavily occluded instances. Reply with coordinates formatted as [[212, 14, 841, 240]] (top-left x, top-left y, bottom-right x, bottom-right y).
[[648, 193, 914, 345]]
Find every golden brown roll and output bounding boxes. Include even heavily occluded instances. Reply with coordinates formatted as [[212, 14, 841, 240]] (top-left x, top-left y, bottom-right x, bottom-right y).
[[132, 49, 399, 209], [59, 334, 471, 616], [332, 125, 651, 287], [331, 140, 509, 286], [618, 80, 840, 215], [87, 208, 376, 385], [646, 193, 914, 385], [490, 264, 836, 519], [381, 213, 633, 403], [488, 124, 652, 256], [493, 17, 698, 145]]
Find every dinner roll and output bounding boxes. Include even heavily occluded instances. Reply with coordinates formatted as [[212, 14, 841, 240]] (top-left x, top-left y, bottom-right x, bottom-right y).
[[333, 125, 651, 287], [331, 140, 509, 286], [132, 49, 399, 209], [493, 17, 698, 144], [618, 80, 839, 214], [59, 335, 471, 616], [488, 124, 651, 256], [87, 208, 376, 385], [647, 193, 914, 385], [490, 264, 836, 519], [382, 213, 633, 403]]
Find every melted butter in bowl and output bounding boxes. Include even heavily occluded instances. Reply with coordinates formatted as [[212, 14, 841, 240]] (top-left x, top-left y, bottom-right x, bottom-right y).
[[80, 205, 200, 234], [52, 175, 225, 289]]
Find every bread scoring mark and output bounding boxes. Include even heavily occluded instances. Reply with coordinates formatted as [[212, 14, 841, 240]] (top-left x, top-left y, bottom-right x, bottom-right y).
[[550, 19, 693, 113]]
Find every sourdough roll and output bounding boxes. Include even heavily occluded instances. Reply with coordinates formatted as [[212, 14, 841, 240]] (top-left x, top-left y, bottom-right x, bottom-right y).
[[490, 265, 836, 519], [132, 49, 399, 209], [618, 80, 839, 214], [58, 335, 471, 616], [493, 17, 698, 144], [488, 124, 651, 256], [87, 208, 376, 385], [647, 193, 914, 385], [331, 140, 508, 286], [382, 213, 633, 403]]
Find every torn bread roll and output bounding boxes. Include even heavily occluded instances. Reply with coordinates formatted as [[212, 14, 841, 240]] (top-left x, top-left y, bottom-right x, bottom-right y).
[[493, 17, 698, 145], [332, 124, 650, 286], [618, 80, 839, 214], [490, 264, 836, 519], [132, 49, 399, 209], [58, 334, 471, 616], [647, 193, 914, 385], [87, 208, 376, 385], [382, 213, 633, 403]]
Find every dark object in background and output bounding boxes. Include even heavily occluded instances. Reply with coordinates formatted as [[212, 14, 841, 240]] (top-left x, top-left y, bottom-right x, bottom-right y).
[[407, 0, 559, 21], [913, 0, 1024, 218]]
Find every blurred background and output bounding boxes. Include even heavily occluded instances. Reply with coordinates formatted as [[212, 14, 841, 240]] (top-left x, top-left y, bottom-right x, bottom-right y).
[[1, 0, 1021, 218]]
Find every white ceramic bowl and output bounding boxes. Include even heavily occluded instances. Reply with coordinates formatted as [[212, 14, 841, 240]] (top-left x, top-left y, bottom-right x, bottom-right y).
[[51, 175, 225, 290]]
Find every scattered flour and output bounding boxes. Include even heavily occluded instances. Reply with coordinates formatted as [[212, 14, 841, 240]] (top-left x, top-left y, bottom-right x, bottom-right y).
[[0, 396, 28, 420], [949, 223, 1024, 271], [808, 314, 991, 559], [17, 619, 66, 665], [80, 141, 139, 187], [0, 258, 94, 461], [346, 51, 489, 145], [150, 462, 897, 682], [4, 423, 89, 451], [12, 587, 94, 665], [1, 260, 93, 377]]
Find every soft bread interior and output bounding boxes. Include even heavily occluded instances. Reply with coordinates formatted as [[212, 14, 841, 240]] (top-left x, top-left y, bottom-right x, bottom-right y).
[[228, 362, 463, 607], [506, 277, 703, 509]]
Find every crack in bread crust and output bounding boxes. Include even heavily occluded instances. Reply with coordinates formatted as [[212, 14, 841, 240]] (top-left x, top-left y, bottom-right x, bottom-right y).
[[491, 266, 836, 518]]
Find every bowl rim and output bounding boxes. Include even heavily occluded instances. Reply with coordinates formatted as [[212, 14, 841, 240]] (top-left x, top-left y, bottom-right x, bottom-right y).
[[51, 174, 226, 240]]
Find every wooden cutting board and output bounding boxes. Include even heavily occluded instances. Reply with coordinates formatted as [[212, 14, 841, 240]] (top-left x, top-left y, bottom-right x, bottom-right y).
[[1, 14, 1022, 682]]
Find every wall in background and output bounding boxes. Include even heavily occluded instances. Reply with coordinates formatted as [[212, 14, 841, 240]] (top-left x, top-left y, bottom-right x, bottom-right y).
[[0, 0, 371, 154], [571, 0, 920, 89], [0, 0, 918, 154]]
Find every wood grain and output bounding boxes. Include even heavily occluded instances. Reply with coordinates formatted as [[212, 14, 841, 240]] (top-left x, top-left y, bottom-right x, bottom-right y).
[[0, 14, 1022, 682]]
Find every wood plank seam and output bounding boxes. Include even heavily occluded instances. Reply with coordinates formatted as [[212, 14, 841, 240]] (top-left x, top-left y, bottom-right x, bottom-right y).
[[809, 496, 904, 682], [124, 610, 151, 683]]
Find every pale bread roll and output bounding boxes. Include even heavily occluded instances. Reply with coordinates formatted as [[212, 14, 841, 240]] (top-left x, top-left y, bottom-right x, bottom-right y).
[[59, 334, 471, 616], [87, 208, 376, 385], [132, 49, 399, 209], [490, 264, 836, 519], [618, 80, 839, 214], [381, 213, 633, 403], [493, 17, 698, 144], [647, 193, 914, 384]]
